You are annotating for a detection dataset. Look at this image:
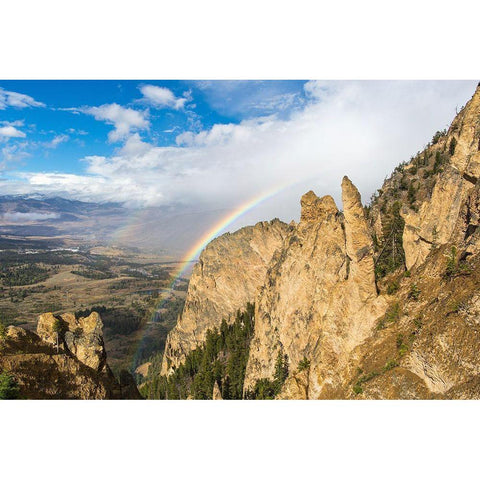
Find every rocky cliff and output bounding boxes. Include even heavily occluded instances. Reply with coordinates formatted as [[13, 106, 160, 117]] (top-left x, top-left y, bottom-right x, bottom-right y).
[[244, 178, 386, 397], [161, 219, 290, 374], [159, 83, 480, 400], [0, 311, 141, 399]]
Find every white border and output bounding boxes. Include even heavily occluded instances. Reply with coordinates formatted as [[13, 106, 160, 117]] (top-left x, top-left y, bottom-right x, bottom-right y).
[[1, 1, 480, 478]]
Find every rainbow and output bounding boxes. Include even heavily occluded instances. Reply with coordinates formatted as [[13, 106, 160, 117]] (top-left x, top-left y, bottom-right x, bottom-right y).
[[172, 183, 291, 281], [128, 182, 294, 369]]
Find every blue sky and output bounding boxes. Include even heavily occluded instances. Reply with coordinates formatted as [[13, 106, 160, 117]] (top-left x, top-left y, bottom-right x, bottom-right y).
[[0, 80, 306, 175], [0, 80, 477, 229]]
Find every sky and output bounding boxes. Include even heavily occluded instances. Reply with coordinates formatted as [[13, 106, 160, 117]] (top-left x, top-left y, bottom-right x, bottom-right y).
[[0, 80, 478, 234]]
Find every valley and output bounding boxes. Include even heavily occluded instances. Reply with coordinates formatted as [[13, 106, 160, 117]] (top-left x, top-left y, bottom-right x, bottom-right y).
[[0, 236, 189, 377]]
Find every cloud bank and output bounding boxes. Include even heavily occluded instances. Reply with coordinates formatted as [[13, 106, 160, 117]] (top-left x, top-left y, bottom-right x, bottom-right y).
[[2, 81, 477, 230]]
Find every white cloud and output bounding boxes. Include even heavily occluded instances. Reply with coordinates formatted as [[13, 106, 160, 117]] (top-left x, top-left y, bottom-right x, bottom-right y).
[[83, 103, 149, 142], [0, 142, 29, 170], [1, 120, 25, 127], [0, 125, 26, 139], [2, 211, 59, 222], [0, 88, 45, 109], [2, 81, 478, 230], [45, 134, 69, 148], [139, 85, 189, 110], [67, 128, 88, 135]]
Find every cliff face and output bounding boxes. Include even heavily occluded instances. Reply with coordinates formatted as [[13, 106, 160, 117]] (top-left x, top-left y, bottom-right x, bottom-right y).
[[161, 219, 291, 374], [0, 312, 141, 399], [160, 84, 480, 400], [244, 179, 386, 397]]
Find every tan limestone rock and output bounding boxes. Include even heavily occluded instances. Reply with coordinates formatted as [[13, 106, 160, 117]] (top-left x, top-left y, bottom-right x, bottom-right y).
[[37, 311, 106, 372], [244, 180, 386, 398]]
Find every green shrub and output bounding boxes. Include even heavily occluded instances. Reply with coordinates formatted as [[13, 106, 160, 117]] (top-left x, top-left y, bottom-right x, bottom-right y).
[[433, 151, 448, 174], [413, 317, 423, 329], [297, 357, 311, 372], [444, 246, 472, 278], [352, 384, 363, 395], [386, 281, 399, 295], [431, 130, 446, 145], [445, 246, 457, 277], [408, 183, 417, 206], [0, 371, 20, 399], [52, 317, 67, 336], [448, 300, 468, 315], [431, 226, 439, 248], [408, 283, 421, 301], [0, 322, 6, 339], [398, 344, 409, 356], [377, 303, 402, 330], [353, 370, 380, 395], [383, 360, 399, 372]]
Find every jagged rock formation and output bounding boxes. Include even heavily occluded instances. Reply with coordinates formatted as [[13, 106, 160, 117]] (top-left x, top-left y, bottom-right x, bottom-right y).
[[161, 219, 290, 374], [160, 83, 480, 400], [0, 312, 141, 399], [37, 311, 107, 372], [243, 179, 386, 397]]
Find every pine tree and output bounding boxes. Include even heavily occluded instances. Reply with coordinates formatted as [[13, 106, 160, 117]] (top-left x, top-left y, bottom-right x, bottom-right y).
[[273, 350, 289, 393], [0, 371, 20, 399], [375, 201, 406, 278], [449, 137, 457, 156], [52, 317, 66, 353]]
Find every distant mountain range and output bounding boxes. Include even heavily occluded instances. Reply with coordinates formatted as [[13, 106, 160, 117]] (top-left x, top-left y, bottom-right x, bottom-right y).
[[0, 195, 128, 241], [0, 194, 231, 259]]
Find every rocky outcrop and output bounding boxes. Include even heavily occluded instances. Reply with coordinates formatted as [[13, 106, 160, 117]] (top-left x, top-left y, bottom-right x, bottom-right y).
[[37, 311, 106, 371], [1, 312, 141, 399], [161, 219, 290, 374], [342, 176, 377, 303], [244, 179, 386, 398], [401, 85, 480, 269]]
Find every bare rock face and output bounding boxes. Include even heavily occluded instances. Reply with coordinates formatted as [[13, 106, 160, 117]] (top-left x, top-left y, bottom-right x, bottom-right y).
[[342, 176, 377, 303], [402, 85, 480, 270], [37, 311, 106, 372], [244, 180, 386, 398], [161, 219, 291, 375], [300, 190, 337, 223]]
